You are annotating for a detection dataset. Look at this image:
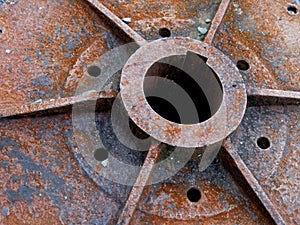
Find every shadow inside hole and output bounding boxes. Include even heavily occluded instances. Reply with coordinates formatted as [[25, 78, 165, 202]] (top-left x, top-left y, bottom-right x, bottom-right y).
[[237, 60, 250, 71], [143, 53, 223, 124], [287, 5, 298, 15], [146, 97, 181, 123], [159, 28, 171, 37], [187, 187, 201, 202], [257, 137, 271, 149]]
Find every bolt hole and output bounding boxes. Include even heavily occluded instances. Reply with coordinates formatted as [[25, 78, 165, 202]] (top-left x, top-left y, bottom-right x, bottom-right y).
[[159, 28, 171, 38], [94, 148, 108, 161], [237, 60, 250, 71], [187, 187, 201, 202], [87, 65, 101, 77], [257, 137, 271, 149], [287, 5, 297, 15], [232, 84, 237, 88]]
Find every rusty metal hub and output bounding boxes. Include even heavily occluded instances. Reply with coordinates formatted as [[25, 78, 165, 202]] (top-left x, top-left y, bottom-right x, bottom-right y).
[[121, 37, 247, 148]]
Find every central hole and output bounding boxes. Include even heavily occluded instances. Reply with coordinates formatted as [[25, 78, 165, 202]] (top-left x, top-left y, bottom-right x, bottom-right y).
[[143, 53, 223, 124]]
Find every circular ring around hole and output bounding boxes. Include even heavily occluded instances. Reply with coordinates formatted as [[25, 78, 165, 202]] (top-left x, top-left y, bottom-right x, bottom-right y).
[[257, 137, 271, 149], [94, 148, 108, 161], [87, 65, 101, 77], [287, 5, 298, 15], [158, 28, 171, 37], [121, 37, 247, 148], [187, 187, 201, 202], [236, 60, 250, 71]]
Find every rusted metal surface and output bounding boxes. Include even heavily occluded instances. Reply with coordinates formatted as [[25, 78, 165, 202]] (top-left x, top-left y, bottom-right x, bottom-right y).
[[0, 112, 125, 224], [0, 0, 299, 224], [204, 0, 231, 44], [222, 140, 286, 225], [0, 0, 126, 108], [86, 0, 147, 47], [213, 0, 300, 92], [0, 90, 117, 118], [100, 0, 223, 40], [210, 1, 300, 223], [247, 88, 300, 100], [117, 143, 160, 225], [130, 156, 274, 224], [247, 88, 300, 106], [228, 105, 300, 224]]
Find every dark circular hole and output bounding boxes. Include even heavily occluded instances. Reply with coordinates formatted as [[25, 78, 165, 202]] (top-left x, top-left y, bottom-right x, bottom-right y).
[[237, 60, 250, 71], [129, 118, 150, 140], [287, 5, 297, 15], [159, 28, 171, 37], [94, 148, 108, 161], [143, 54, 223, 124], [187, 187, 201, 202], [0, 29, 2, 35], [257, 137, 271, 149], [87, 65, 101, 77]]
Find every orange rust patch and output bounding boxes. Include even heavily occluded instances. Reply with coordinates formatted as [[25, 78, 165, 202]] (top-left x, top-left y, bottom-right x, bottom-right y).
[[164, 124, 181, 138]]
